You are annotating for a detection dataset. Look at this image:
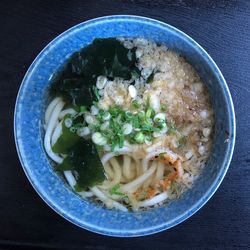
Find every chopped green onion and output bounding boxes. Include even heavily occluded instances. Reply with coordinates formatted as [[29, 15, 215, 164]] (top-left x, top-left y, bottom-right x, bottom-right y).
[[109, 107, 121, 117], [160, 104, 167, 111], [111, 141, 116, 151], [138, 111, 145, 119], [118, 135, 125, 148], [109, 184, 127, 197], [123, 123, 133, 135], [90, 105, 99, 116], [153, 113, 166, 124], [125, 111, 133, 120], [85, 115, 95, 124], [100, 121, 109, 131], [102, 111, 111, 121], [146, 107, 154, 118], [144, 135, 153, 145], [140, 124, 154, 132], [77, 127, 90, 137], [132, 116, 140, 128], [92, 132, 107, 146], [134, 132, 145, 143], [80, 106, 87, 113], [132, 100, 141, 109], [92, 86, 100, 100], [64, 118, 73, 128], [70, 127, 77, 133], [93, 124, 101, 131], [158, 122, 167, 129]]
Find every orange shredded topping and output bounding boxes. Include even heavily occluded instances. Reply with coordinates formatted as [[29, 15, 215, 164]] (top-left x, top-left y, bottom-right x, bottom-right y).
[[154, 154, 176, 165], [146, 187, 157, 199]]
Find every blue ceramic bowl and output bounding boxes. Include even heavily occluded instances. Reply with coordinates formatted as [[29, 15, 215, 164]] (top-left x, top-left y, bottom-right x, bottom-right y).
[[14, 15, 235, 237]]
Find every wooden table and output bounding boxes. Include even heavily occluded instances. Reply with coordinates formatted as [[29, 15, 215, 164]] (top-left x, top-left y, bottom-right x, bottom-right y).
[[1, 1, 249, 249]]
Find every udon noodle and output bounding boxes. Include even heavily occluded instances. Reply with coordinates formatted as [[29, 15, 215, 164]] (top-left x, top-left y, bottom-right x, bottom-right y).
[[44, 38, 214, 212]]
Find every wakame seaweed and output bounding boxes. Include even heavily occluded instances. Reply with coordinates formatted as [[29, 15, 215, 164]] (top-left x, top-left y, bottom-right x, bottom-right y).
[[50, 38, 138, 106], [56, 140, 105, 190], [52, 115, 81, 154], [53, 115, 105, 189], [50, 38, 139, 190]]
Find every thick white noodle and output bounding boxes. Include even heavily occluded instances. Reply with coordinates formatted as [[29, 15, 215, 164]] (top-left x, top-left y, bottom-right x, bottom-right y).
[[120, 176, 128, 183], [45, 97, 61, 126], [64, 171, 76, 188], [101, 152, 116, 165], [145, 141, 162, 153], [109, 158, 122, 185], [78, 191, 94, 198], [101, 148, 133, 165], [129, 162, 136, 180], [64, 171, 93, 197], [103, 163, 114, 179], [123, 155, 131, 179], [142, 175, 154, 189], [155, 162, 165, 181], [138, 192, 168, 207], [135, 159, 142, 177], [51, 122, 62, 146], [59, 108, 77, 120], [90, 187, 128, 212], [142, 148, 178, 171], [44, 100, 64, 164], [142, 161, 157, 189], [121, 164, 157, 193]]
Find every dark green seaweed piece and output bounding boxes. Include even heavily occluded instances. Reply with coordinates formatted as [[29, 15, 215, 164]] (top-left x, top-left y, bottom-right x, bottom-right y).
[[57, 140, 105, 190], [50, 38, 138, 106], [52, 115, 81, 154], [52, 115, 105, 190]]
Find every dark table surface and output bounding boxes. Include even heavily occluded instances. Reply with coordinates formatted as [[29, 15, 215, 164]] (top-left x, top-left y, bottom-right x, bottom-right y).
[[1, 1, 250, 249]]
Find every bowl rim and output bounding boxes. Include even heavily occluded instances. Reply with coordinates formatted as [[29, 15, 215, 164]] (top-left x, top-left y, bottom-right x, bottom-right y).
[[14, 14, 236, 237]]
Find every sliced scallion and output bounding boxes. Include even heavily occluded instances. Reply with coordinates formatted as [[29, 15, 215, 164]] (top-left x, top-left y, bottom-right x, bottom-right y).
[[64, 118, 73, 128], [125, 111, 133, 120], [138, 111, 145, 120], [80, 106, 87, 113], [123, 123, 133, 135], [132, 100, 141, 109], [70, 127, 77, 133], [160, 104, 167, 112], [77, 127, 90, 137], [134, 132, 145, 143], [92, 86, 100, 100], [146, 107, 154, 118], [92, 132, 107, 146], [102, 111, 111, 121], [153, 113, 166, 124]]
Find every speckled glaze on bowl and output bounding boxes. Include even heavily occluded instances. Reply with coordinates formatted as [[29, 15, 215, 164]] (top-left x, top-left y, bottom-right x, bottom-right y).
[[14, 15, 235, 237]]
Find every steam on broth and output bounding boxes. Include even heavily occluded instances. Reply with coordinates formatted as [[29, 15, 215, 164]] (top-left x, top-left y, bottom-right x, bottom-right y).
[[44, 38, 214, 212]]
